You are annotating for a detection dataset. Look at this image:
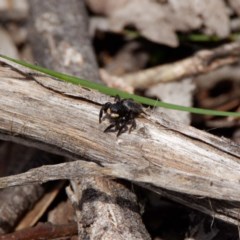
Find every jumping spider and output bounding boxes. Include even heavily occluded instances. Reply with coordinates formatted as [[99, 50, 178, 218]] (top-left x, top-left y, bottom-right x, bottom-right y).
[[99, 95, 146, 137]]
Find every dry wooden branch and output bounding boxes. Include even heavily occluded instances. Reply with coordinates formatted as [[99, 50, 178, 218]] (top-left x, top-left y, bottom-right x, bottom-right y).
[[0, 57, 240, 226], [0, 57, 239, 197], [122, 41, 240, 88]]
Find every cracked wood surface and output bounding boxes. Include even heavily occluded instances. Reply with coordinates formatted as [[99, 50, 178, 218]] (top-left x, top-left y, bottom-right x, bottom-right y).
[[0, 57, 240, 203]]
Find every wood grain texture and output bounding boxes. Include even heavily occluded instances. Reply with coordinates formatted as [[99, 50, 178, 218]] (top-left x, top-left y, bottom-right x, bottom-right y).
[[0, 58, 239, 203]]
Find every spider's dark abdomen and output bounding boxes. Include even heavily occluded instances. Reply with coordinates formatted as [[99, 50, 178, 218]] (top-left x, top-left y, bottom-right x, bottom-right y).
[[122, 100, 143, 114]]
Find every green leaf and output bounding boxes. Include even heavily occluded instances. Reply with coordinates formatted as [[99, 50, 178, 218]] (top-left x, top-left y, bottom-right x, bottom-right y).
[[1, 54, 240, 118]]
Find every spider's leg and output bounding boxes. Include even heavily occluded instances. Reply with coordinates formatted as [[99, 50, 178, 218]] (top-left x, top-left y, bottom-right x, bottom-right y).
[[114, 95, 121, 102], [99, 102, 111, 123], [104, 123, 116, 132], [141, 108, 148, 116], [116, 117, 129, 137], [117, 123, 128, 137], [129, 119, 137, 133], [125, 112, 137, 133], [99, 108, 104, 123]]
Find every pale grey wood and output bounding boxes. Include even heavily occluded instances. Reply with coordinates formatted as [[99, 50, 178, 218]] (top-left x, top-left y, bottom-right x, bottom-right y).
[[1, 58, 240, 227]]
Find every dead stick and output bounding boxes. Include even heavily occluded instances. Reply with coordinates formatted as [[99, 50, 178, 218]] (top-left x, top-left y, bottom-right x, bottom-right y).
[[122, 41, 240, 87], [0, 222, 78, 240]]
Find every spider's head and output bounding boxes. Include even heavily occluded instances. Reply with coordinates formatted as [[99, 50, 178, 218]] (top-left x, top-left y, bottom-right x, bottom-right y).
[[107, 103, 120, 118]]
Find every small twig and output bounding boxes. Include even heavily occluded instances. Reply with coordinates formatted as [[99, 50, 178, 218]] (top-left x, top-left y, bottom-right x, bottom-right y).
[[121, 41, 240, 88], [0, 161, 105, 188], [0, 222, 78, 240]]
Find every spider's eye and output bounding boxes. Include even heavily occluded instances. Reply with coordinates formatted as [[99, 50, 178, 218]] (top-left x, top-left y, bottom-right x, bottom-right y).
[[110, 105, 119, 113]]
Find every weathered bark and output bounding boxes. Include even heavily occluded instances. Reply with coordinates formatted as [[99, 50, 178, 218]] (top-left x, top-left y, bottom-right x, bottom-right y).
[[66, 178, 151, 240]]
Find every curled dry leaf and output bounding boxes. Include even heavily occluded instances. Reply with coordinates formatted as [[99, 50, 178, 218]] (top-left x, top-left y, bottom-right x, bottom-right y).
[[86, 0, 230, 47]]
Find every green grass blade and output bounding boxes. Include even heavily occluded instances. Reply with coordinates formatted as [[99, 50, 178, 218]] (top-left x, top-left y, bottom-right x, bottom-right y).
[[1, 54, 240, 118]]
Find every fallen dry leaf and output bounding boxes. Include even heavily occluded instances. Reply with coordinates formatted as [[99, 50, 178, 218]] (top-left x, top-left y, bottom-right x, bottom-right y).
[[86, 0, 231, 47]]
